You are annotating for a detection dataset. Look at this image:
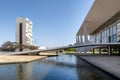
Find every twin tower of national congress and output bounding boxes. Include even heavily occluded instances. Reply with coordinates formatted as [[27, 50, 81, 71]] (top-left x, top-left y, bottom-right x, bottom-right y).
[[16, 17, 33, 46]]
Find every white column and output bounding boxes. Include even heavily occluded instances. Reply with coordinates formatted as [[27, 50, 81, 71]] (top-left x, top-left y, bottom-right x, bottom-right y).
[[76, 36, 78, 43], [80, 36, 83, 44], [76, 36, 79, 44]]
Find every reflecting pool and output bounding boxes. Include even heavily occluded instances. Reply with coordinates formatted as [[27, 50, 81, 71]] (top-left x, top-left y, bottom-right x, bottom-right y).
[[0, 55, 116, 80]]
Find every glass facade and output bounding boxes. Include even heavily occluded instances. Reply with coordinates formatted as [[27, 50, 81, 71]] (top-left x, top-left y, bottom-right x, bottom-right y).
[[90, 21, 120, 43], [117, 23, 120, 42]]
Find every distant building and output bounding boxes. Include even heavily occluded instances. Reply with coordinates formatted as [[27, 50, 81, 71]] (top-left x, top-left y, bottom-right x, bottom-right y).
[[16, 17, 32, 45], [38, 46, 47, 50]]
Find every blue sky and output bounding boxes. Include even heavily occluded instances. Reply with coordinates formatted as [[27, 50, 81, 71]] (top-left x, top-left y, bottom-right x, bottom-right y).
[[0, 0, 94, 48]]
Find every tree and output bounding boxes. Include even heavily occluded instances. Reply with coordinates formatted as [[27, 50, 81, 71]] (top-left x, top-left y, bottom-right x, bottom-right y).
[[26, 45, 38, 50], [13, 42, 19, 49], [1, 41, 15, 51]]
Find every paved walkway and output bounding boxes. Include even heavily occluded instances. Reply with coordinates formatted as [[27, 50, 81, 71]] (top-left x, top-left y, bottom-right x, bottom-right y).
[[0, 52, 58, 64], [0, 55, 47, 64], [77, 55, 120, 79]]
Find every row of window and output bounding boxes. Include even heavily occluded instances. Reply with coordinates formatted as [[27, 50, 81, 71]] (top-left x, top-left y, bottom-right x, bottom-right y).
[[90, 21, 120, 43]]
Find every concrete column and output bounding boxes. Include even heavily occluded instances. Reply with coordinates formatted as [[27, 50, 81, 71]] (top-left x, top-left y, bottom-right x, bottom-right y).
[[80, 36, 83, 44], [93, 48, 95, 54], [99, 48, 101, 54], [119, 47, 120, 54], [76, 36, 78, 44], [76, 35, 83, 44], [78, 36, 80, 44], [108, 46, 111, 55], [76, 36, 80, 44], [76, 36, 77, 43]]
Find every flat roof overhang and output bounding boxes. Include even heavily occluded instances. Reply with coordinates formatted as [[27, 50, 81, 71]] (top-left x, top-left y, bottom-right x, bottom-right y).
[[77, 0, 120, 36]]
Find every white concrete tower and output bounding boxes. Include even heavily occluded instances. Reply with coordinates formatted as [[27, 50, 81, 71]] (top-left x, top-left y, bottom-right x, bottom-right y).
[[16, 17, 33, 45]]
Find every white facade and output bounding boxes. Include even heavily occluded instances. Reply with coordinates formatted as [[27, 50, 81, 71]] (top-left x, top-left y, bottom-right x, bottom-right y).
[[16, 17, 32, 45]]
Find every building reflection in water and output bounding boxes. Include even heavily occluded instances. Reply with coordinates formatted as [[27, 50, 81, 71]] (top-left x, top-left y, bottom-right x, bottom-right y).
[[32, 55, 79, 80], [16, 63, 32, 80], [0, 55, 117, 80]]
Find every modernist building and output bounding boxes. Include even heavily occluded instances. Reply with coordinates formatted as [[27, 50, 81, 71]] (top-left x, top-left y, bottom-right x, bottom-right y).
[[16, 17, 32, 46], [76, 0, 120, 45]]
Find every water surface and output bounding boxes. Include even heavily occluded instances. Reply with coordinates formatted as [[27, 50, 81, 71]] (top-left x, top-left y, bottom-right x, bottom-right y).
[[0, 54, 116, 80]]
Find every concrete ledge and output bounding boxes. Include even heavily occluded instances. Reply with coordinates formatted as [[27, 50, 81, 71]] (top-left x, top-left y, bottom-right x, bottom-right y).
[[76, 55, 120, 79]]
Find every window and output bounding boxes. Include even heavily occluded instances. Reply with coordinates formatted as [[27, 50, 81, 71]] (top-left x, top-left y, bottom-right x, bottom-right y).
[[111, 34, 117, 42], [117, 22, 120, 42], [110, 26, 113, 36], [106, 28, 109, 43], [108, 36, 111, 43], [117, 23, 120, 33], [113, 25, 117, 35], [96, 33, 101, 43], [102, 30, 106, 43]]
